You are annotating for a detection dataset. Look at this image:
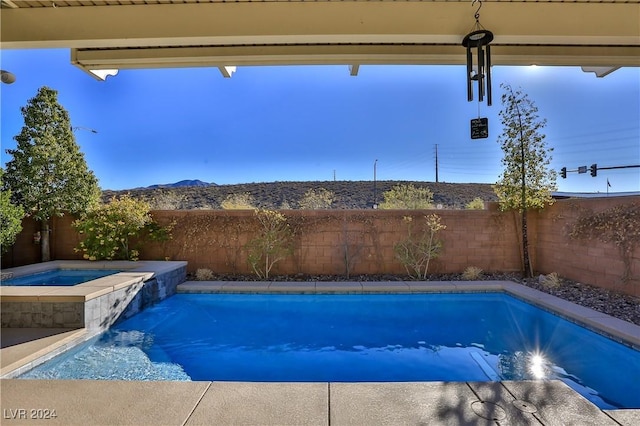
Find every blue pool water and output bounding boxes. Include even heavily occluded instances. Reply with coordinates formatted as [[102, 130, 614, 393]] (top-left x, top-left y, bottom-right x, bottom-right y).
[[1, 269, 121, 286], [21, 293, 640, 409]]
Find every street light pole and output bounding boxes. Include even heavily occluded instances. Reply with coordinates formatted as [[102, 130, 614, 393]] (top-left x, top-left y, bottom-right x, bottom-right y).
[[373, 159, 378, 209], [71, 126, 98, 133]]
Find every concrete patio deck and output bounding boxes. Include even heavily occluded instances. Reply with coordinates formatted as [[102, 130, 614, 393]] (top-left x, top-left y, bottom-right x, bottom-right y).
[[1, 280, 639, 425], [0, 379, 638, 425]]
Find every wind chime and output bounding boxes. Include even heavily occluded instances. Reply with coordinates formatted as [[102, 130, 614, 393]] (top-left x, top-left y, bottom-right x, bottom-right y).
[[462, 0, 494, 106], [462, 0, 494, 139]]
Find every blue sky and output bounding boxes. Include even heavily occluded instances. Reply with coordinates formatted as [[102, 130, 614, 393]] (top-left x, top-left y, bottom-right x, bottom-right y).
[[1, 49, 638, 192]]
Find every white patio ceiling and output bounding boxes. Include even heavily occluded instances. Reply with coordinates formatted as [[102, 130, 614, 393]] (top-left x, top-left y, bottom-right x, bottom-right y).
[[1, 0, 639, 78]]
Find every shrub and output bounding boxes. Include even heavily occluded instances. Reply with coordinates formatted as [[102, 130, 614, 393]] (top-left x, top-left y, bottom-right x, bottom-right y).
[[73, 195, 170, 261], [221, 192, 254, 210], [394, 214, 446, 279], [298, 188, 335, 209], [147, 190, 185, 210], [379, 184, 434, 210], [279, 199, 292, 209], [462, 266, 483, 280], [245, 209, 293, 279], [466, 198, 485, 210], [195, 268, 214, 281], [540, 272, 562, 288]]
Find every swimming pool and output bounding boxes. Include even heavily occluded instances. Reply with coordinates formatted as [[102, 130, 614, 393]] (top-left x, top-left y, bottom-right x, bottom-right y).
[[20, 293, 640, 409], [1, 269, 121, 286]]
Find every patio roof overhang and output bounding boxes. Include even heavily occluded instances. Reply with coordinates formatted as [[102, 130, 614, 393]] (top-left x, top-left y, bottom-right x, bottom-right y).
[[1, 1, 638, 78]]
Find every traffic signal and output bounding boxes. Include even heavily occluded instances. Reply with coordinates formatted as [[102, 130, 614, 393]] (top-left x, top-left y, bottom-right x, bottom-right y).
[[590, 164, 597, 177], [560, 167, 567, 179]]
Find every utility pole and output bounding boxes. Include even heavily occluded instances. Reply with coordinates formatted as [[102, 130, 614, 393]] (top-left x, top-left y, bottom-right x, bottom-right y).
[[373, 159, 378, 208], [435, 144, 439, 183]]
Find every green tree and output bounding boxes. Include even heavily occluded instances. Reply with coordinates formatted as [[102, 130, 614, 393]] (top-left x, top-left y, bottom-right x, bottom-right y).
[[466, 197, 485, 210], [3, 87, 100, 262], [298, 188, 335, 209], [0, 168, 25, 253], [379, 184, 434, 209], [494, 84, 557, 278]]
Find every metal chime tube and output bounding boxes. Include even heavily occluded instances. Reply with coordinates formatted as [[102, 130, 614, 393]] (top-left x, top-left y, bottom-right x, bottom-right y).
[[466, 46, 473, 102], [477, 44, 484, 102], [486, 44, 492, 106]]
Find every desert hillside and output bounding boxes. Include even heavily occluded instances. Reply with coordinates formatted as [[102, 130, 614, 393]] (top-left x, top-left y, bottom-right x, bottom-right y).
[[103, 181, 498, 210]]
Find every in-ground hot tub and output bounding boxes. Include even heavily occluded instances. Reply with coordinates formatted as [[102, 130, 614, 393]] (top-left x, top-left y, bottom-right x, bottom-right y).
[[0, 260, 187, 331], [1, 260, 187, 378]]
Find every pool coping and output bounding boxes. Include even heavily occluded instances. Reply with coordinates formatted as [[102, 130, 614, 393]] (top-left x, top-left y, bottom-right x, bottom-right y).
[[177, 279, 640, 350]]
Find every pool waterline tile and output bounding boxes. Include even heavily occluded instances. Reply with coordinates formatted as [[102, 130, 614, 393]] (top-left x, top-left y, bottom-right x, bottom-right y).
[[267, 282, 317, 293], [361, 281, 411, 292], [220, 281, 271, 293], [178, 281, 225, 293], [407, 282, 458, 292], [314, 281, 363, 293]]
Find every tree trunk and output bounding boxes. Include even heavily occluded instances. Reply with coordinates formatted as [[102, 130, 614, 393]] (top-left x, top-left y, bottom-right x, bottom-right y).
[[41, 220, 51, 262], [522, 209, 532, 278]]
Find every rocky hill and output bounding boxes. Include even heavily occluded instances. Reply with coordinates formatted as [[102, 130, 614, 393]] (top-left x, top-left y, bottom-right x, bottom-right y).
[[146, 179, 213, 189], [103, 181, 498, 210]]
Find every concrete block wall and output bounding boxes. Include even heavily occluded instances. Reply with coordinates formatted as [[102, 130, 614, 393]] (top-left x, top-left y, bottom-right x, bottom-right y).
[[1, 301, 84, 328], [136, 209, 524, 276], [3, 197, 638, 296], [533, 197, 640, 296]]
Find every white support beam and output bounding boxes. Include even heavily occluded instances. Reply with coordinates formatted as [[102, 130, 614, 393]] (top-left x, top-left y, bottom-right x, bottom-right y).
[[218, 66, 236, 78], [70, 44, 640, 72], [581, 66, 621, 78]]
